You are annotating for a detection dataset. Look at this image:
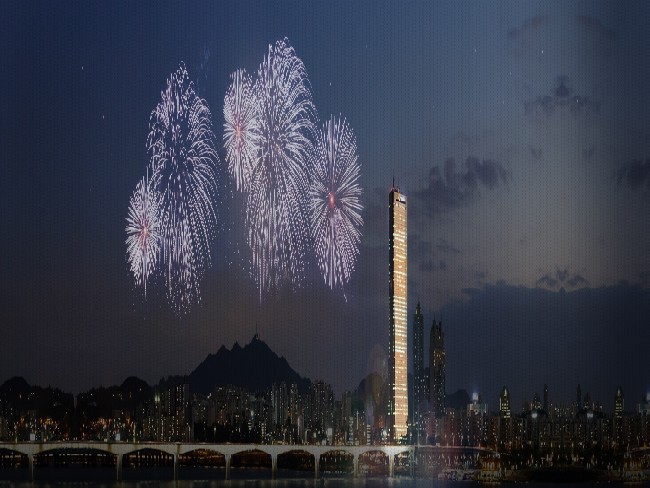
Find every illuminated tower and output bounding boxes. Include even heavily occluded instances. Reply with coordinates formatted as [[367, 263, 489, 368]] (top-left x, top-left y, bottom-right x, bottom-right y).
[[499, 386, 512, 449], [388, 182, 408, 441], [500, 387, 511, 418], [614, 386, 624, 448], [412, 301, 425, 424], [429, 319, 445, 418]]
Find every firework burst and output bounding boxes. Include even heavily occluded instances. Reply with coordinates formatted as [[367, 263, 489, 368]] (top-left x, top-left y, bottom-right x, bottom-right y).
[[223, 69, 259, 192], [148, 62, 219, 313], [310, 116, 363, 290], [126, 175, 162, 297], [245, 38, 316, 294]]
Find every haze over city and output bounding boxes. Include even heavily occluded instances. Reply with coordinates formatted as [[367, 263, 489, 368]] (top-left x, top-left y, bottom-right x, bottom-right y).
[[2, 0, 649, 412]]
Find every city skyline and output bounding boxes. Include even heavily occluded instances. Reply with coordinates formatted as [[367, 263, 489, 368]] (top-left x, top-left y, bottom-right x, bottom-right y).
[[2, 1, 650, 412]]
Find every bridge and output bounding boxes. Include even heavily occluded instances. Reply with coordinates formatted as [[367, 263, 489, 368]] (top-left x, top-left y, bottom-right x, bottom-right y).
[[0, 442, 497, 480]]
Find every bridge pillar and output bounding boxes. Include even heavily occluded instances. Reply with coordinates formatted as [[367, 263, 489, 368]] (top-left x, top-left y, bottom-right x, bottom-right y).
[[314, 456, 320, 479], [116, 454, 122, 481], [271, 453, 277, 479], [28, 454, 34, 481], [173, 454, 178, 481], [389, 454, 395, 478], [225, 454, 231, 480], [353, 455, 359, 477]]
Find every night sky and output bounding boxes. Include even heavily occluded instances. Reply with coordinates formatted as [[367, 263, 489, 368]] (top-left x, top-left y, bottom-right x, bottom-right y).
[[2, 1, 649, 412]]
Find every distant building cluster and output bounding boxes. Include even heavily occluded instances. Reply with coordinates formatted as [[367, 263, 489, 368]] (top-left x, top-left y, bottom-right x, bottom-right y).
[[408, 302, 650, 460], [0, 369, 648, 463], [0, 375, 370, 446]]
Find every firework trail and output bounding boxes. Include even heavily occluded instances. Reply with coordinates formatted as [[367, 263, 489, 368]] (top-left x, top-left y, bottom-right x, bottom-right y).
[[148, 62, 219, 313], [245, 38, 316, 294], [223, 69, 259, 192], [310, 116, 363, 290], [125, 175, 162, 297]]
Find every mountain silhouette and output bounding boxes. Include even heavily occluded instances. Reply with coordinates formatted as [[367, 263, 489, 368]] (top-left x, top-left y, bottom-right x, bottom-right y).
[[189, 335, 311, 395]]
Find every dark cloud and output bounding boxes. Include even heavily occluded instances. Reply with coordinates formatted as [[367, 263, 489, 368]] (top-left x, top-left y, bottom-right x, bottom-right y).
[[411, 237, 453, 275], [508, 15, 548, 56], [536, 268, 590, 290], [420, 259, 446, 273], [576, 15, 616, 42], [413, 238, 433, 256], [536, 275, 558, 289], [567, 274, 589, 288], [617, 159, 650, 191], [436, 238, 461, 254], [529, 146, 543, 160], [409, 235, 433, 264], [415, 157, 509, 215], [583, 147, 595, 161], [525, 76, 600, 117]]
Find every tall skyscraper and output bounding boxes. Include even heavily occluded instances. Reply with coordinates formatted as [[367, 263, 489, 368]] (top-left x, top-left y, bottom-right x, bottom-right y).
[[499, 386, 512, 449], [412, 301, 425, 422], [500, 387, 511, 418], [429, 319, 445, 418], [388, 182, 408, 441], [614, 386, 624, 448]]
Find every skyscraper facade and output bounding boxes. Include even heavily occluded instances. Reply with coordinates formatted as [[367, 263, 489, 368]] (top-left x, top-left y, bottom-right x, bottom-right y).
[[614, 386, 624, 448], [413, 301, 425, 424], [500, 387, 511, 418], [429, 319, 445, 418], [388, 183, 408, 441], [499, 386, 512, 449]]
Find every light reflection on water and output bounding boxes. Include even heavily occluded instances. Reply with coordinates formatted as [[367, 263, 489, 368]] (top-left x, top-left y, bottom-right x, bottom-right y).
[[2, 481, 650, 488], [0, 480, 468, 488], [1, 469, 650, 488]]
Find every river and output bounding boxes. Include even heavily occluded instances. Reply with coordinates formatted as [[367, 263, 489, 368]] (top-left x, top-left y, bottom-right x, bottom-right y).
[[1, 475, 650, 488]]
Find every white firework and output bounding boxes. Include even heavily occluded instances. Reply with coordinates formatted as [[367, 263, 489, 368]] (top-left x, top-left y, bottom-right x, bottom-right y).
[[310, 116, 363, 290], [126, 175, 162, 297], [223, 69, 259, 192], [147, 62, 219, 313], [246, 38, 316, 294]]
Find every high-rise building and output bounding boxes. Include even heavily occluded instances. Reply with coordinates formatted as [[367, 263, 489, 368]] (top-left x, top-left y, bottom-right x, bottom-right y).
[[543, 384, 549, 412], [614, 386, 624, 448], [388, 182, 408, 441], [532, 392, 542, 410], [412, 301, 425, 422], [500, 387, 511, 418], [429, 319, 445, 418], [499, 387, 512, 449]]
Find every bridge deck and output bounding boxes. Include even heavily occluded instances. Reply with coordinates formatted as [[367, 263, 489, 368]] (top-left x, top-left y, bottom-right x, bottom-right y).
[[0, 442, 495, 481]]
